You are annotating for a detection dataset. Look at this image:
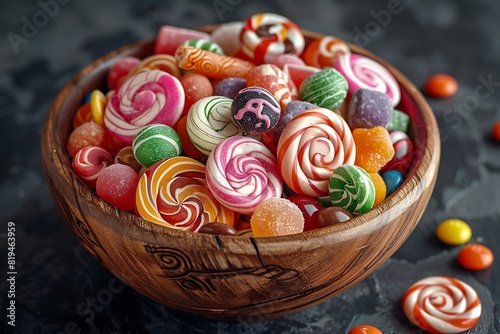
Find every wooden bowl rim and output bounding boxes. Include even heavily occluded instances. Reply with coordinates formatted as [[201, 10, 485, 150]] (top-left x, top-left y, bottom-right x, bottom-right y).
[[42, 25, 440, 249]]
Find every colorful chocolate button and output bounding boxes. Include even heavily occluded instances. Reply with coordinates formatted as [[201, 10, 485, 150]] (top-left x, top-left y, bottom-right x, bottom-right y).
[[348, 325, 382, 334], [458, 244, 494, 270], [435, 219, 472, 245], [424, 73, 458, 98]]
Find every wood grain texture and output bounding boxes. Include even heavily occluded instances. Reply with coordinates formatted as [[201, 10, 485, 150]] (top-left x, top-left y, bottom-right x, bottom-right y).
[[40, 28, 440, 321]]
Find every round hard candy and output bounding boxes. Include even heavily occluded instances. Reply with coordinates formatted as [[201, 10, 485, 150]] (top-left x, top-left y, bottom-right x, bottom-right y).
[[213, 77, 247, 99], [96, 164, 139, 211], [240, 13, 305, 64], [231, 86, 281, 135], [329, 165, 375, 215], [287, 195, 323, 232], [347, 88, 392, 129], [381, 169, 403, 197], [136, 156, 237, 231], [334, 53, 401, 107], [205, 136, 283, 214], [246, 64, 292, 109], [107, 56, 141, 90], [435, 219, 472, 245], [90, 89, 107, 125], [179, 73, 213, 117], [302, 35, 351, 68], [132, 124, 182, 168], [299, 67, 348, 110], [187, 96, 245, 155], [458, 244, 494, 270], [72, 146, 113, 188], [402, 276, 481, 333]]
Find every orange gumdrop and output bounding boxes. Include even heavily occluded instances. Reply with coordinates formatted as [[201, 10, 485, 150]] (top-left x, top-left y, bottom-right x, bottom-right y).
[[67, 122, 107, 158], [353, 126, 395, 173], [250, 198, 304, 237], [369, 173, 387, 206], [424, 73, 458, 98], [173, 116, 205, 160], [179, 73, 213, 117]]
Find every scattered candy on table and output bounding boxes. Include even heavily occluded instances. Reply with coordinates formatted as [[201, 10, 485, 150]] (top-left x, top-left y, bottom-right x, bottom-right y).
[[347, 325, 382, 334], [492, 120, 500, 142], [424, 73, 458, 98], [435, 218, 472, 245], [402, 276, 481, 333], [457, 243, 494, 270]]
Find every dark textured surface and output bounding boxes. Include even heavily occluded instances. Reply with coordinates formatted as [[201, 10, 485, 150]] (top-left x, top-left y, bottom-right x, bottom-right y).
[[1, 0, 499, 333]]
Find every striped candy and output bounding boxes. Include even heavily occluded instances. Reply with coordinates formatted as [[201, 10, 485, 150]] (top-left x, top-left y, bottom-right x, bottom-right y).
[[182, 38, 225, 55], [277, 108, 356, 197], [334, 53, 401, 107], [205, 136, 283, 214], [328, 165, 375, 215], [104, 69, 184, 145], [302, 35, 351, 68], [136, 156, 237, 231], [299, 68, 348, 110], [187, 96, 245, 156], [72, 146, 113, 188], [402, 276, 482, 333], [124, 54, 181, 81], [132, 124, 181, 168]]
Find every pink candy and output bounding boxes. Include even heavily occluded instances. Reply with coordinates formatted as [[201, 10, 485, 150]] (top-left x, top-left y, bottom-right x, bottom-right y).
[[154, 25, 210, 56], [96, 164, 139, 211]]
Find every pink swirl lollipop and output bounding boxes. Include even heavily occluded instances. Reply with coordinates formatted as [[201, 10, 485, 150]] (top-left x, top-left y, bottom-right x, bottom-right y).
[[240, 13, 305, 64], [334, 53, 401, 107], [277, 108, 355, 197], [104, 69, 184, 145], [402, 276, 482, 333], [72, 146, 113, 188], [205, 136, 283, 215]]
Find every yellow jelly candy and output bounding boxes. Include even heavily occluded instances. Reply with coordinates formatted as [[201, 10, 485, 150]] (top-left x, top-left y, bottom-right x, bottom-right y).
[[435, 219, 472, 245], [369, 173, 387, 207], [353, 126, 395, 173]]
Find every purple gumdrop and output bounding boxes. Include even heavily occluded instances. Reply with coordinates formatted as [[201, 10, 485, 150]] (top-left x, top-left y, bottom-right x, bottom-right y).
[[214, 78, 247, 99], [347, 88, 392, 129]]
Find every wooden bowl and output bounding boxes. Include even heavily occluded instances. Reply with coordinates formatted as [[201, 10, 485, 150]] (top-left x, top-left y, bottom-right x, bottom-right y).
[[41, 26, 440, 321]]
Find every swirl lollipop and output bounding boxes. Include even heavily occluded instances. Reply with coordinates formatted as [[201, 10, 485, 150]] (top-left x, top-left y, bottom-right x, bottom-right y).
[[136, 156, 237, 231], [124, 54, 181, 81], [334, 53, 401, 107], [240, 13, 305, 64], [72, 146, 113, 188], [277, 108, 356, 197], [205, 136, 283, 214], [104, 69, 184, 145], [187, 96, 245, 156], [402, 276, 482, 333], [302, 35, 351, 68]]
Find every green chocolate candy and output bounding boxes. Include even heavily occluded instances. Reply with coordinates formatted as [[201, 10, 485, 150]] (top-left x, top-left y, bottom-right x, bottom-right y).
[[299, 68, 348, 110], [133, 124, 182, 168]]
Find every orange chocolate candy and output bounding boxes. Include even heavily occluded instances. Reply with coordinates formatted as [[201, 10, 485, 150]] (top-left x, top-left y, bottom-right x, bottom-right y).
[[353, 126, 395, 173]]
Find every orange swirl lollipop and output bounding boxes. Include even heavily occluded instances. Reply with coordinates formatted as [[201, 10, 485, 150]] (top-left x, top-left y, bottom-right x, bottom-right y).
[[136, 156, 237, 232], [277, 108, 356, 197], [124, 54, 181, 82]]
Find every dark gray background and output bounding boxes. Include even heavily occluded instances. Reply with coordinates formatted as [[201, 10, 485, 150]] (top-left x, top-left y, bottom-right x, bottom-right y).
[[1, 0, 499, 333]]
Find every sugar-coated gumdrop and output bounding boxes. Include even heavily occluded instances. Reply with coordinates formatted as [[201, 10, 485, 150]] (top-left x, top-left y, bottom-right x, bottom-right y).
[[369, 172, 387, 206], [425, 73, 458, 98], [213, 78, 247, 99], [173, 116, 204, 160], [250, 198, 304, 237], [287, 195, 323, 231], [107, 56, 141, 90], [300, 68, 348, 110], [96, 164, 139, 211], [198, 222, 238, 236], [458, 244, 494, 270], [317, 206, 353, 227], [353, 126, 395, 173], [347, 88, 392, 129], [67, 122, 107, 158], [179, 73, 213, 117], [231, 87, 281, 135], [436, 219, 472, 245], [132, 124, 181, 168], [72, 146, 113, 188], [381, 170, 403, 196], [387, 108, 410, 132]]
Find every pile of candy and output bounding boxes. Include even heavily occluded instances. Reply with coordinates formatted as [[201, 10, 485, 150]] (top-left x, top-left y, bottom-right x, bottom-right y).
[[67, 13, 417, 237]]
